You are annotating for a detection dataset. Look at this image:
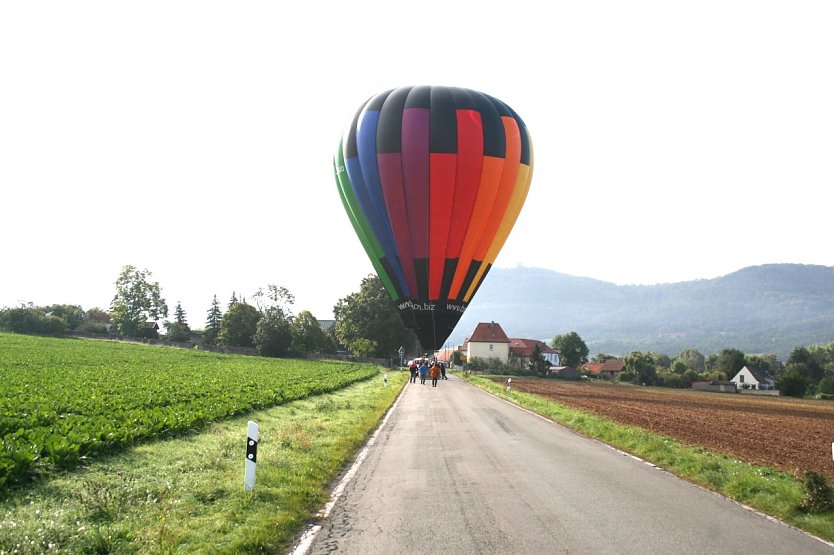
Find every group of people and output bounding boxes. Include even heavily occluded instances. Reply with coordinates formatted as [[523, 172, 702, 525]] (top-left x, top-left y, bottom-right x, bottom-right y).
[[407, 357, 447, 387]]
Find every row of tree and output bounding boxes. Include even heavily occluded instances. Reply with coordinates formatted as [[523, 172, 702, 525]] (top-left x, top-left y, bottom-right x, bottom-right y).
[[5, 265, 833, 397], [461, 329, 834, 398], [610, 344, 834, 398], [0, 267, 417, 361]]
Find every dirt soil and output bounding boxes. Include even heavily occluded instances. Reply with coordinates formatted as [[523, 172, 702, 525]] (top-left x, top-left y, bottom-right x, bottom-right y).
[[495, 378, 834, 479]]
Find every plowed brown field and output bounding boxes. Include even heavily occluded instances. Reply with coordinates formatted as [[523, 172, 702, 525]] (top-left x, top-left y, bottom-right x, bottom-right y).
[[495, 378, 834, 479]]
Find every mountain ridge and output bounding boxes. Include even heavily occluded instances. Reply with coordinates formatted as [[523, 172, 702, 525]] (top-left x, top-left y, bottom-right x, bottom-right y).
[[449, 263, 834, 360]]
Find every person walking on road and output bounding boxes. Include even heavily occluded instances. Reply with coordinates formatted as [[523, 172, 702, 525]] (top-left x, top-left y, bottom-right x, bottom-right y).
[[430, 361, 441, 387], [440, 361, 447, 380], [409, 360, 418, 383], [418, 360, 429, 385]]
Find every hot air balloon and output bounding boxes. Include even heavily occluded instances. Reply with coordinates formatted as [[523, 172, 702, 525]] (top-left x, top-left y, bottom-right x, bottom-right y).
[[334, 86, 533, 350]]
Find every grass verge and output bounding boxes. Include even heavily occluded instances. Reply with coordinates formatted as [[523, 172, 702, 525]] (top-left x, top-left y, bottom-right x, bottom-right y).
[[462, 374, 834, 542], [0, 369, 407, 554]]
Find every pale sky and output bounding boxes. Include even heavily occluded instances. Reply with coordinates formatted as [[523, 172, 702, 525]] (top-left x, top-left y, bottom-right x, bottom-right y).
[[2, 1, 832, 327]]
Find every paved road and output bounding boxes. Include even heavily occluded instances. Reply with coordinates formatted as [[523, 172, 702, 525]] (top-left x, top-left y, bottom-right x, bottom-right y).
[[301, 375, 833, 554]]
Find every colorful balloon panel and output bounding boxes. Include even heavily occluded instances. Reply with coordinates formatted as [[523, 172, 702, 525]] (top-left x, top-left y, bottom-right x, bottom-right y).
[[334, 86, 533, 350]]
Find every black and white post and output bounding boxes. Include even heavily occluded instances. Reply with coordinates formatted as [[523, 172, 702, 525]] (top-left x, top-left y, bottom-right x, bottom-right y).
[[245, 420, 259, 492]]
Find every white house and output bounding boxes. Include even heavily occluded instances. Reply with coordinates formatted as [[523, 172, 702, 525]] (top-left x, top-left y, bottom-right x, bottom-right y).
[[730, 366, 775, 390], [465, 322, 511, 363], [508, 338, 560, 367]]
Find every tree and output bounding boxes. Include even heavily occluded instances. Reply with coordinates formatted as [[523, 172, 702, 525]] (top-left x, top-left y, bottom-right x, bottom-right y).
[[787, 347, 824, 383], [334, 275, 417, 358], [529, 343, 550, 377], [228, 291, 238, 309], [776, 366, 809, 397], [0, 303, 67, 335], [654, 353, 672, 369], [165, 321, 191, 342], [817, 376, 834, 395], [625, 351, 658, 385], [254, 306, 293, 357], [550, 332, 589, 368], [218, 302, 260, 347], [165, 301, 191, 342], [252, 285, 295, 314], [204, 295, 223, 345], [713, 348, 746, 377], [349, 338, 378, 358], [675, 349, 705, 371], [173, 302, 188, 326], [290, 310, 335, 354], [110, 265, 168, 337], [670, 360, 689, 374], [746, 354, 780, 374], [45, 304, 85, 330]]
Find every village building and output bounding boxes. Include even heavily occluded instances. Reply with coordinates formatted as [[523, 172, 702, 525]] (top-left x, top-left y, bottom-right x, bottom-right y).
[[462, 322, 567, 374], [584, 358, 626, 378], [730, 366, 775, 390], [692, 380, 737, 393], [508, 338, 560, 367], [464, 322, 511, 363]]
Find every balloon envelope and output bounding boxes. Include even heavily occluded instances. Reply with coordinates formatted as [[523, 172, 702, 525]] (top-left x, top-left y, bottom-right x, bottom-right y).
[[335, 86, 533, 350]]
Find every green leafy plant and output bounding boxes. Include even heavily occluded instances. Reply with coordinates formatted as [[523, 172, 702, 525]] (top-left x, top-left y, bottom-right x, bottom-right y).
[[0, 333, 377, 494], [799, 470, 834, 513]]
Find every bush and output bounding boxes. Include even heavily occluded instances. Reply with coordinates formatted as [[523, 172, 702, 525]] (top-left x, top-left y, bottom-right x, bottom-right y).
[[0, 305, 67, 336], [348, 338, 377, 358], [253, 307, 293, 357], [818, 376, 834, 395], [776, 369, 809, 397], [80, 322, 111, 335], [165, 322, 192, 343], [466, 357, 513, 374], [799, 470, 834, 513], [657, 371, 691, 389]]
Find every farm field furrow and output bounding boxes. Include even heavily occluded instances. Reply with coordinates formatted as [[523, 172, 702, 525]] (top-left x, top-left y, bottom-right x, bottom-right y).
[[496, 378, 834, 479]]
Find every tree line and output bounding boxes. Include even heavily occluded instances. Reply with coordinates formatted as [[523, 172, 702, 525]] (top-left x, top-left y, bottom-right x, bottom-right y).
[[464, 330, 834, 399], [5, 265, 833, 397], [0, 267, 416, 361]]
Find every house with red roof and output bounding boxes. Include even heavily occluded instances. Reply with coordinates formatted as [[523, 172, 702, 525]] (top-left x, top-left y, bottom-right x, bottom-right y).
[[508, 338, 560, 367], [584, 358, 626, 378], [465, 322, 511, 363]]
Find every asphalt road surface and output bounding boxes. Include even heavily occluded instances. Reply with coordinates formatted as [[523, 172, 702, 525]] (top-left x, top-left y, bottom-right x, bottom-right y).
[[299, 375, 833, 554]]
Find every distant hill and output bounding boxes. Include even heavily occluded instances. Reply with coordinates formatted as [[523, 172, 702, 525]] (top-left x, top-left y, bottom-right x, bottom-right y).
[[449, 264, 834, 360]]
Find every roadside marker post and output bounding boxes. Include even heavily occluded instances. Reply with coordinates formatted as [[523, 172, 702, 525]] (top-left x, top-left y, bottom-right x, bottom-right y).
[[245, 421, 259, 492]]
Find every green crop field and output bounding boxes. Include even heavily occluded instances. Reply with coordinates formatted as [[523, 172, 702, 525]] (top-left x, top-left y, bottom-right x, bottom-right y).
[[0, 333, 378, 494]]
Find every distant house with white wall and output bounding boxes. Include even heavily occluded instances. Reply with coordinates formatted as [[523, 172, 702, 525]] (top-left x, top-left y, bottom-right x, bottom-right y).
[[465, 322, 511, 363], [509, 338, 560, 367], [730, 366, 775, 390]]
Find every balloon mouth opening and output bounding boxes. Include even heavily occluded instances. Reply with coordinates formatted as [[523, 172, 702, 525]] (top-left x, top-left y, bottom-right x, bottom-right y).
[[396, 299, 467, 351]]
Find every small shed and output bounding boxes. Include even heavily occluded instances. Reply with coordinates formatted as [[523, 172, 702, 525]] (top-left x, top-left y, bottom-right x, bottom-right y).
[[598, 358, 626, 378], [142, 321, 160, 339], [549, 366, 580, 380], [692, 380, 737, 393]]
